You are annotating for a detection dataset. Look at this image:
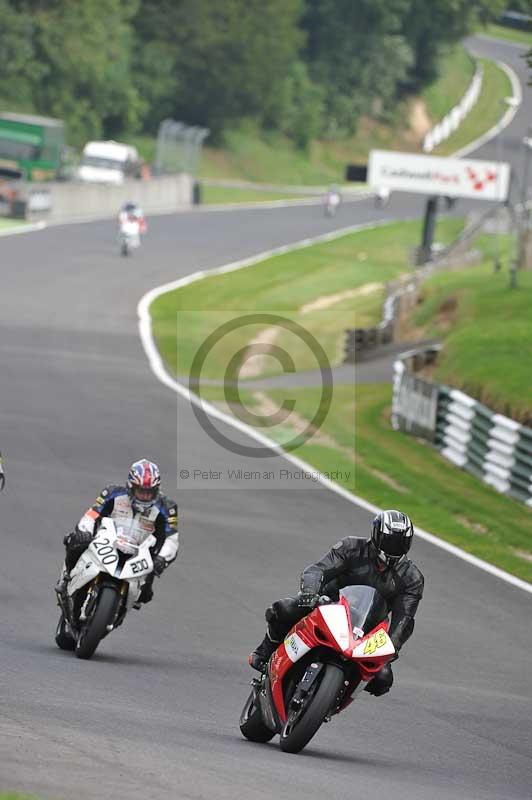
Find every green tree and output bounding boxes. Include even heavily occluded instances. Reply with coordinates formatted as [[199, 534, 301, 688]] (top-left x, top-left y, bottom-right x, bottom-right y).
[[272, 60, 324, 149], [301, 0, 413, 135], [140, 0, 303, 141], [0, 0, 40, 109], [401, 0, 507, 88], [9, 0, 141, 145], [131, 0, 179, 132]]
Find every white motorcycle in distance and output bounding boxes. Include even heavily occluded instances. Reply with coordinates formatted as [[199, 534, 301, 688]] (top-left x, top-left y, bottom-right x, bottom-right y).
[[55, 517, 156, 659], [324, 189, 341, 217], [118, 215, 142, 257]]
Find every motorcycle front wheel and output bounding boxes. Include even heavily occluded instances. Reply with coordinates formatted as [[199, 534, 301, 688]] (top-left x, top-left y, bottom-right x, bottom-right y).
[[55, 613, 75, 651], [279, 663, 344, 754], [239, 689, 275, 743], [75, 585, 121, 660]]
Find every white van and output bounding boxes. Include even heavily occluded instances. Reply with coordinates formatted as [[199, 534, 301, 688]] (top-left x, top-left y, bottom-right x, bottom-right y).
[[78, 140, 140, 185]]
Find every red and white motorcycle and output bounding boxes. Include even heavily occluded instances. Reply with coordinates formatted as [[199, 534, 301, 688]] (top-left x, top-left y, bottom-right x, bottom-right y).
[[118, 213, 146, 256], [55, 517, 156, 659], [240, 585, 396, 753]]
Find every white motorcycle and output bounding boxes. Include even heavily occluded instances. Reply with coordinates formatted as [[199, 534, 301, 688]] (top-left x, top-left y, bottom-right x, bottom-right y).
[[324, 191, 341, 217], [55, 517, 156, 659], [118, 218, 141, 256]]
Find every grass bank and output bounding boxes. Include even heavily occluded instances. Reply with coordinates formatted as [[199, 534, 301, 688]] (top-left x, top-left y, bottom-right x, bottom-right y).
[[151, 216, 463, 380], [260, 384, 532, 583], [478, 23, 532, 47], [0, 794, 38, 799], [404, 252, 532, 425], [200, 185, 306, 205], [151, 216, 531, 580], [0, 218, 29, 232]]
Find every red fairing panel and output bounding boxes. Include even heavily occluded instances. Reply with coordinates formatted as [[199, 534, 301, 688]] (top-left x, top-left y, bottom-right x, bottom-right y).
[[268, 599, 396, 723]]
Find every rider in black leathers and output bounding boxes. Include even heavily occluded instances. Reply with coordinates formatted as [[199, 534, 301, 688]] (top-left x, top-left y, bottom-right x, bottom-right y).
[[249, 510, 424, 697]]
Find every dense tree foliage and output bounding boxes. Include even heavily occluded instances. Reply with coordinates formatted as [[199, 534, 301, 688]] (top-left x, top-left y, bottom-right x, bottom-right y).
[[0, 0, 509, 148]]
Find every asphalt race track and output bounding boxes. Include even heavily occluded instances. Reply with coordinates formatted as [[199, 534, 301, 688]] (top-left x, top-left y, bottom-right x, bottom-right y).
[[1, 37, 531, 800]]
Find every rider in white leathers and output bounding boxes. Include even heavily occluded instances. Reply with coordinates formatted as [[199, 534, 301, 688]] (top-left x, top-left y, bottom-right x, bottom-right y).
[[56, 459, 178, 605]]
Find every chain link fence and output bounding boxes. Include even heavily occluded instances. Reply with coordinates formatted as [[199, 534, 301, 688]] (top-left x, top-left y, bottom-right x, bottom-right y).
[[153, 119, 209, 177]]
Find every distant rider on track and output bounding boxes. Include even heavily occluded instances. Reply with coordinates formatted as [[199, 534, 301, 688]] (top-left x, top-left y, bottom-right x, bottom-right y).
[[249, 509, 424, 697], [55, 459, 178, 606]]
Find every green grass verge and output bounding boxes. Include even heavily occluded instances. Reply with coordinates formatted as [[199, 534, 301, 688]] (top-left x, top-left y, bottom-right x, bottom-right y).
[[422, 45, 476, 122], [151, 216, 532, 580], [151, 217, 463, 380], [406, 252, 532, 424], [434, 59, 513, 156], [0, 794, 39, 799], [0, 218, 28, 231], [200, 185, 304, 204], [478, 23, 532, 47], [191, 379, 532, 580], [261, 384, 532, 582]]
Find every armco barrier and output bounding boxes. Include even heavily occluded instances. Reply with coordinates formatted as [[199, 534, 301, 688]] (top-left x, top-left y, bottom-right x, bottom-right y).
[[423, 62, 483, 153], [343, 322, 393, 362], [343, 206, 497, 363], [392, 348, 532, 507]]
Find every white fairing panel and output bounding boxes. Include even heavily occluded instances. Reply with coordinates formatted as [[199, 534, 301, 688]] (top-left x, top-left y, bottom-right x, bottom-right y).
[[68, 551, 101, 595], [319, 605, 351, 651], [284, 632, 311, 663], [67, 518, 157, 608]]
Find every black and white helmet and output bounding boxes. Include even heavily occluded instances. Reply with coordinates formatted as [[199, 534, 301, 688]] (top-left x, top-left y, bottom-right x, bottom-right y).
[[371, 510, 414, 568]]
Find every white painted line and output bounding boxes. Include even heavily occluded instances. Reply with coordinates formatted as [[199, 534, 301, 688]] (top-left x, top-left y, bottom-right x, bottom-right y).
[[451, 59, 522, 158], [137, 224, 532, 596], [0, 220, 47, 237]]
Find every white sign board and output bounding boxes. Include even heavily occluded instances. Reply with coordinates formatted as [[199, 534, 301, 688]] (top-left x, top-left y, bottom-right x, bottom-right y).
[[368, 150, 511, 201]]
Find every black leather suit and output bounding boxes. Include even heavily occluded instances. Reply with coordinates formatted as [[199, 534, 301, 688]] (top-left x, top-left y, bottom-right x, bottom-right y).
[[266, 536, 424, 695]]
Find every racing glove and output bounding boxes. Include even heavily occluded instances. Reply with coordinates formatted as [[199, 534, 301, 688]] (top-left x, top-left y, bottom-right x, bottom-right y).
[[152, 555, 167, 577], [64, 529, 93, 549], [297, 591, 320, 608]]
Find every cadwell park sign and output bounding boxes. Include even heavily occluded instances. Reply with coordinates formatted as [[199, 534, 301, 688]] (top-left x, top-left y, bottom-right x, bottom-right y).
[[368, 149, 511, 202]]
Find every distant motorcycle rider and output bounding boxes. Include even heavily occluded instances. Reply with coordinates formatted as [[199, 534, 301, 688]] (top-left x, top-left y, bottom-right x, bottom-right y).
[[249, 509, 424, 697], [118, 201, 147, 233], [55, 459, 178, 605]]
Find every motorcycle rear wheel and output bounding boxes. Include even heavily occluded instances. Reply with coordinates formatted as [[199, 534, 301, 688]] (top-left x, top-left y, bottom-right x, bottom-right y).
[[239, 689, 275, 743], [75, 586, 121, 660], [279, 663, 344, 754], [55, 613, 75, 651]]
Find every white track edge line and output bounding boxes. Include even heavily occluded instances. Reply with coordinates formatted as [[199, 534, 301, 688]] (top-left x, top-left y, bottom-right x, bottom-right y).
[[137, 225, 532, 595]]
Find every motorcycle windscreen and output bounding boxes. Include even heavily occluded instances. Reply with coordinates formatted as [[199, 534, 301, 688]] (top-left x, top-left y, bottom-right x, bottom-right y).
[[113, 517, 152, 554], [339, 585, 388, 638]]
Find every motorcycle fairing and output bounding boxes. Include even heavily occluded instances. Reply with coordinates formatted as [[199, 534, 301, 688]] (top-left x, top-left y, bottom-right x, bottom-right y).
[[67, 521, 156, 610], [269, 597, 395, 722]]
